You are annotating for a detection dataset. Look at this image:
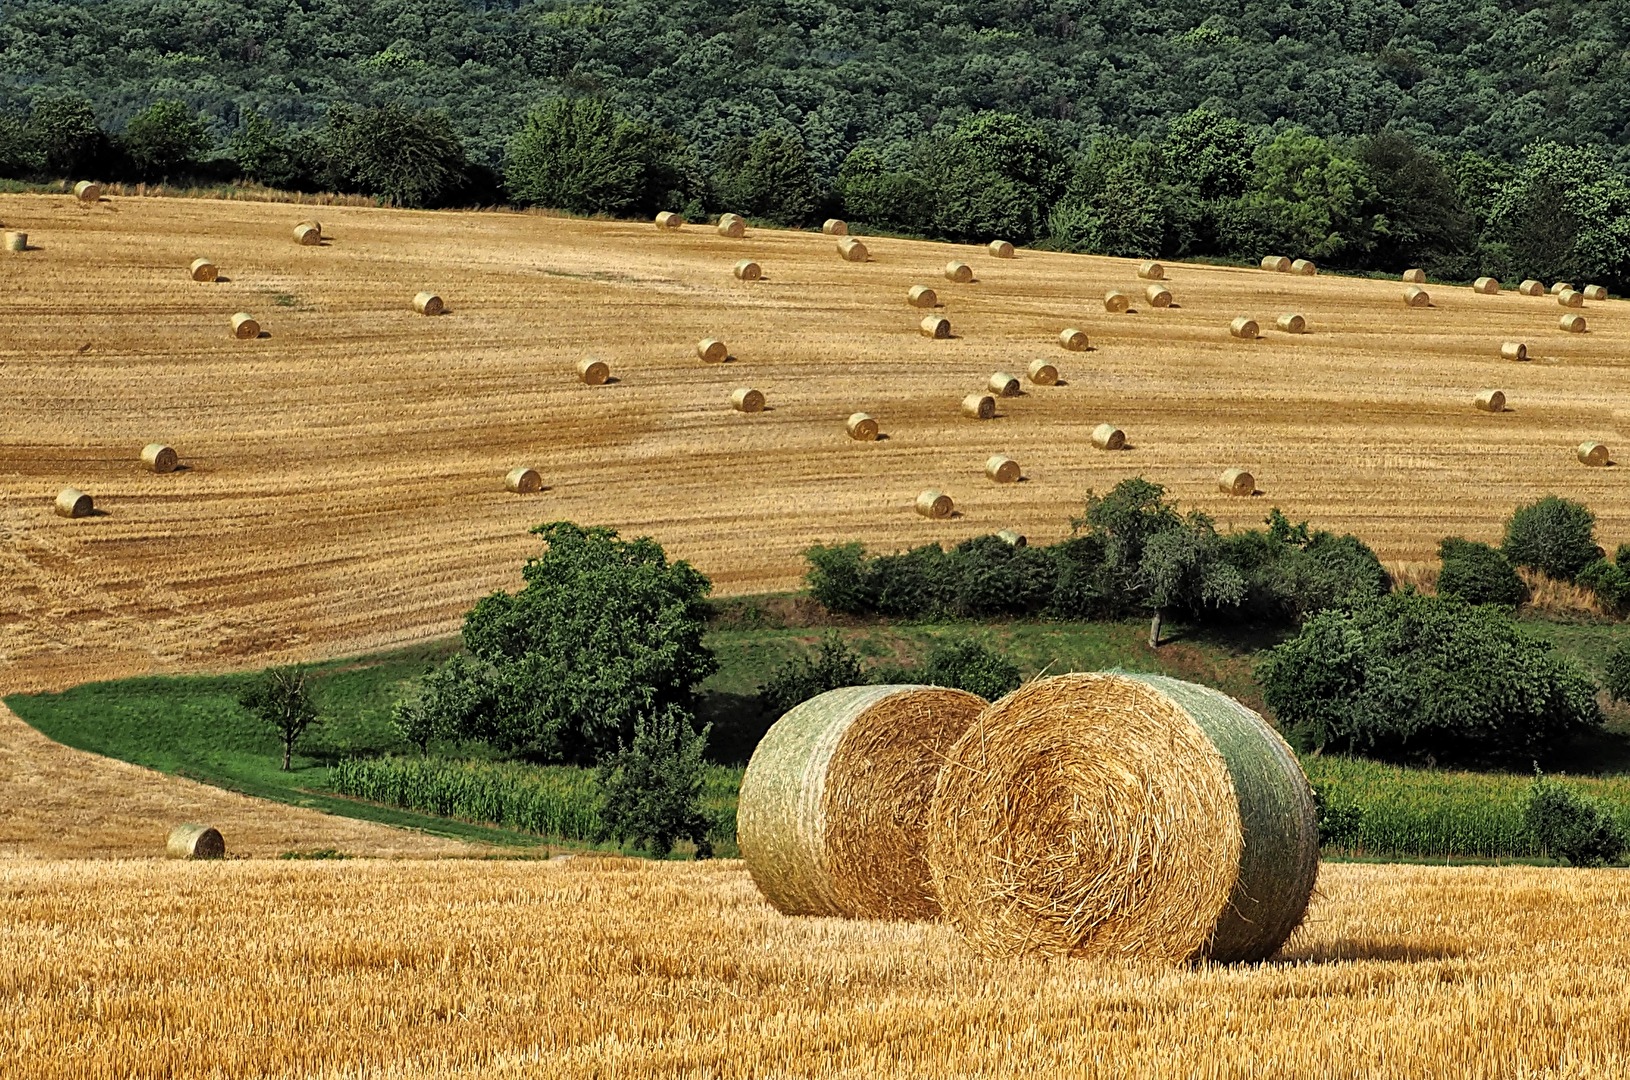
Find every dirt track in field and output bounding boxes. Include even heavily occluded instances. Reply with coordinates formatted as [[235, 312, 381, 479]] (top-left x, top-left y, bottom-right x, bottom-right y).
[[3, 193, 1626, 690]]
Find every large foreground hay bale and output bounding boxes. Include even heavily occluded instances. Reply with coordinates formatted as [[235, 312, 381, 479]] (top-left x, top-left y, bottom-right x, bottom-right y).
[[846, 413, 878, 441], [655, 211, 685, 229], [1145, 284, 1173, 308], [230, 313, 259, 339], [1560, 313, 1587, 333], [731, 387, 765, 413], [74, 180, 101, 203], [505, 467, 542, 493], [738, 685, 987, 919], [1275, 313, 1306, 334], [576, 357, 610, 385], [1474, 389, 1506, 413], [1404, 286, 1430, 308], [54, 487, 92, 518], [733, 259, 762, 281], [141, 443, 178, 473], [1260, 256, 1291, 272], [1027, 359, 1058, 386], [1228, 317, 1258, 339], [1473, 276, 1500, 295], [839, 237, 868, 262], [945, 261, 973, 283], [413, 291, 444, 316], [985, 455, 1020, 483], [907, 285, 937, 308], [1518, 279, 1545, 296], [189, 258, 218, 282], [920, 315, 951, 339], [1291, 258, 1317, 276], [1550, 281, 1573, 295], [167, 823, 225, 860], [717, 214, 746, 238], [1557, 288, 1584, 308], [1402, 268, 1426, 283], [1579, 441, 1610, 467], [987, 372, 1020, 397], [292, 220, 322, 245], [915, 490, 954, 518], [925, 673, 1319, 962], [961, 393, 995, 420], [1138, 261, 1164, 280], [1058, 327, 1088, 351], [1104, 290, 1130, 313], [1091, 423, 1125, 451], [697, 338, 728, 363], [1219, 468, 1255, 496], [4, 231, 27, 252], [988, 240, 1015, 259], [822, 218, 848, 236], [1501, 341, 1529, 362], [1584, 284, 1609, 301]]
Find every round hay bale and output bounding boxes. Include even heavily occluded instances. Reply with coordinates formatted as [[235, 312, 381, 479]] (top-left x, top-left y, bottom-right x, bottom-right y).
[[920, 315, 951, 339], [1260, 256, 1291, 273], [1145, 284, 1173, 308], [575, 357, 610, 386], [1027, 359, 1058, 386], [907, 285, 937, 308], [413, 291, 444, 316], [731, 387, 765, 413], [73, 180, 102, 203], [1219, 468, 1255, 496], [915, 490, 954, 518], [1058, 327, 1088, 352], [1474, 389, 1506, 413], [1579, 441, 1610, 467], [1137, 261, 1165, 281], [1402, 268, 1426, 283], [1518, 279, 1545, 296], [5, 231, 27, 252], [717, 214, 746, 238], [839, 237, 869, 263], [1275, 313, 1306, 334], [985, 455, 1020, 483], [1558, 288, 1584, 308], [697, 338, 728, 363], [1290, 258, 1317, 276], [1584, 284, 1609, 301], [188, 258, 218, 282], [655, 211, 685, 229], [822, 218, 848, 236], [988, 240, 1015, 259], [166, 823, 225, 860], [1404, 286, 1431, 308], [1560, 313, 1588, 334], [230, 313, 259, 339], [961, 393, 995, 420], [1473, 276, 1500, 295], [1104, 290, 1130, 314], [945, 261, 973, 283], [926, 673, 1318, 962], [1501, 341, 1529, 362], [1228, 317, 1258, 339], [846, 413, 878, 441], [292, 221, 322, 246], [996, 529, 1027, 547], [141, 443, 178, 473], [737, 685, 987, 919], [1550, 282, 1573, 295], [505, 467, 542, 493], [54, 487, 92, 518], [987, 372, 1021, 397], [1091, 423, 1126, 451], [733, 259, 762, 281]]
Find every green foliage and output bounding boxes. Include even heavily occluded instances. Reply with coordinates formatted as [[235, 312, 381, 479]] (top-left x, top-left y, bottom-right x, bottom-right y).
[[716, 128, 823, 227], [1259, 593, 1602, 768], [924, 112, 1065, 244], [1164, 109, 1251, 200], [238, 666, 319, 771], [1227, 130, 1377, 265], [1437, 537, 1526, 607], [1605, 639, 1630, 704], [229, 111, 317, 191], [0, 114, 38, 178], [121, 100, 209, 181], [1049, 136, 1178, 258], [321, 103, 468, 208], [804, 542, 874, 615], [1502, 495, 1599, 582], [505, 98, 695, 218], [1488, 143, 1630, 286], [1353, 131, 1475, 273], [836, 144, 932, 234], [1525, 773, 1626, 867], [1578, 559, 1630, 613], [757, 631, 865, 719], [918, 639, 1021, 700], [27, 94, 108, 177], [596, 708, 714, 858], [1138, 516, 1247, 618]]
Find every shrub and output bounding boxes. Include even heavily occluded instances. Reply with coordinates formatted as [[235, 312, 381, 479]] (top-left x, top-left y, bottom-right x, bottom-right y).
[[0, 114, 37, 178], [757, 632, 865, 719], [1310, 784, 1365, 849], [949, 535, 1058, 618], [505, 98, 697, 217], [1436, 537, 1526, 606], [869, 544, 956, 619], [596, 708, 714, 858], [230, 110, 319, 191], [321, 103, 468, 207], [121, 100, 210, 181], [1044, 534, 1111, 619], [1257, 592, 1602, 767], [918, 639, 1021, 700], [28, 94, 109, 177], [1577, 558, 1630, 612], [1525, 774, 1626, 866], [804, 542, 874, 615], [1502, 495, 1599, 581], [1604, 639, 1630, 703]]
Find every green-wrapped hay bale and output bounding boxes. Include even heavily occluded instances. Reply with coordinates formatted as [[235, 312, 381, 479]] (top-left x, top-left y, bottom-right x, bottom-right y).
[[166, 823, 225, 860], [925, 672, 1318, 963], [738, 685, 987, 921]]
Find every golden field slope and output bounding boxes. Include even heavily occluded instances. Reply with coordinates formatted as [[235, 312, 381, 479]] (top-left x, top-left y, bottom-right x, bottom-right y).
[[2, 859, 1628, 1078], [4, 193, 1629, 690]]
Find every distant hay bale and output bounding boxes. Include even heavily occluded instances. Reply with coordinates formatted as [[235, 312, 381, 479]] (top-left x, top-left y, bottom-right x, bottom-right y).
[[1560, 313, 1587, 333], [717, 214, 746, 238], [1104, 290, 1130, 313], [838, 237, 869, 262], [1402, 268, 1426, 283], [413, 291, 444, 316], [1518, 279, 1545, 296], [1058, 327, 1088, 351], [575, 357, 610, 385], [1219, 468, 1255, 496], [505, 467, 542, 493], [1474, 389, 1506, 413], [73, 180, 101, 203], [1404, 286, 1431, 308], [4, 231, 26, 252], [822, 219, 848, 236], [945, 261, 973, 283], [985, 455, 1021, 483], [697, 338, 728, 363], [1091, 423, 1126, 451], [655, 211, 685, 229], [1145, 284, 1173, 308], [924, 672, 1319, 962], [1027, 359, 1058, 385], [1275, 313, 1306, 334], [988, 240, 1015, 259], [1138, 261, 1165, 280], [1550, 282, 1573, 295], [731, 387, 765, 413], [916, 490, 954, 518], [141, 443, 178, 473], [292, 220, 322, 246], [1501, 342, 1529, 362], [1557, 289, 1584, 308], [1290, 258, 1317, 276], [733, 259, 762, 281], [1473, 276, 1500, 295], [1579, 441, 1610, 467], [737, 685, 986, 919], [54, 487, 92, 518], [230, 313, 259, 339], [996, 529, 1027, 547], [189, 258, 217, 282], [1260, 256, 1291, 272], [920, 315, 951, 339], [1585, 284, 1609, 301], [1228, 317, 1258, 339], [961, 393, 995, 420], [907, 285, 937, 308], [987, 372, 1021, 397], [846, 413, 878, 441], [166, 823, 225, 860]]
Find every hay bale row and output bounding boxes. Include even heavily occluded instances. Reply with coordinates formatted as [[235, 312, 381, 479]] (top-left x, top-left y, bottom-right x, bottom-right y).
[[1404, 286, 1431, 308], [231, 313, 259, 339], [74, 180, 101, 203], [1145, 284, 1172, 308], [1402, 268, 1426, 283], [167, 824, 225, 860], [1228, 317, 1258, 339], [1104, 290, 1130, 314], [506, 467, 542, 493], [1091, 423, 1125, 451], [839, 237, 868, 262], [697, 338, 728, 363], [733, 259, 762, 281], [1518, 279, 1545, 296], [1473, 276, 1500, 295], [655, 211, 685, 229], [293, 220, 322, 246], [1579, 441, 1610, 467], [1058, 327, 1088, 352], [717, 213, 746, 238], [846, 413, 878, 441], [413, 291, 444, 316], [142, 443, 178, 473], [987, 372, 1020, 397], [1557, 288, 1584, 308], [823, 219, 848, 236], [1501, 341, 1529, 362], [1138, 261, 1164, 280], [1275, 313, 1306, 334], [5, 231, 26, 252], [55, 487, 92, 518], [1291, 258, 1316, 276], [1561, 313, 1587, 333], [576, 357, 610, 385], [961, 393, 995, 420], [920, 315, 951, 339], [1584, 284, 1609, 301], [1474, 389, 1506, 413], [1260, 255, 1291, 272], [731, 387, 765, 413], [907, 285, 937, 308], [916, 490, 954, 518], [945, 261, 973, 284], [1219, 468, 1255, 496], [189, 258, 218, 282], [985, 455, 1020, 483], [988, 240, 1015, 259], [1027, 359, 1058, 386]]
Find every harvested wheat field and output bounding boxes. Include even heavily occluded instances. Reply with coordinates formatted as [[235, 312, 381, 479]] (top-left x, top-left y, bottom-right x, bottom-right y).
[[3, 192, 1629, 689], [1, 858, 1628, 1078]]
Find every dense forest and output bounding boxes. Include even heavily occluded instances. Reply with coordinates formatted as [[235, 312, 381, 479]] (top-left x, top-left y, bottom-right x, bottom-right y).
[[5, 0, 1630, 285]]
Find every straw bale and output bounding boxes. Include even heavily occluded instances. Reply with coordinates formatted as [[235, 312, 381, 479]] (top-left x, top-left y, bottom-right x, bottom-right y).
[[1550, 282, 1573, 295], [988, 240, 1015, 259], [945, 261, 973, 283], [925, 672, 1319, 962], [1145, 285, 1173, 308], [1473, 276, 1500, 295], [961, 393, 995, 420], [575, 358, 610, 386], [907, 285, 937, 308], [413, 291, 444, 316], [915, 490, 954, 518], [74, 181, 101, 203], [1137, 261, 1165, 280], [697, 338, 728, 363], [1219, 468, 1255, 496], [717, 214, 745, 238], [985, 455, 1020, 483], [1585, 284, 1609, 301], [1404, 286, 1430, 307], [1058, 328, 1088, 351], [1560, 313, 1587, 333], [292, 221, 321, 245], [846, 413, 878, 441], [1402, 268, 1425, 283], [54, 487, 92, 518], [1474, 389, 1505, 413], [1027, 359, 1058, 386], [505, 467, 542, 493], [1104, 290, 1130, 313], [920, 315, 951, 339], [1275, 313, 1306, 334], [823, 219, 848, 236], [1091, 423, 1126, 451], [996, 530, 1027, 547], [733, 259, 762, 281], [655, 211, 685, 229], [839, 237, 869, 262], [1518, 279, 1545, 296], [1501, 341, 1528, 362], [230, 313, 259, 339], [141, 443, 178, 473], [1579, 441, 1610, 467], [189, 258, 217, 282], [1260, 256, 1291, 272], [1291, 258, 1317, 276], [166, 823, 225, 860], [737, 685, 986, 919], [731, 387, 765, 413], [1228, 317, 1258, 339], [987, 372, 1021, 397], [4, 231, 26, 252], [1557, 289, 1584, 308]]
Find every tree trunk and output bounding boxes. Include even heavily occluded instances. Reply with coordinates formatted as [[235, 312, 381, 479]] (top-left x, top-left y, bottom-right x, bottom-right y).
[[282, 737, 292, 772], [1148, 608, 1163, 648]]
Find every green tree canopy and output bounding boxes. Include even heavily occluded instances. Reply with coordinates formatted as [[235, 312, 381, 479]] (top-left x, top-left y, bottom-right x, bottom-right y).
[[121, 100, 209, 181], [505, 97, 697, 218], [321, 103, 468, 208]]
